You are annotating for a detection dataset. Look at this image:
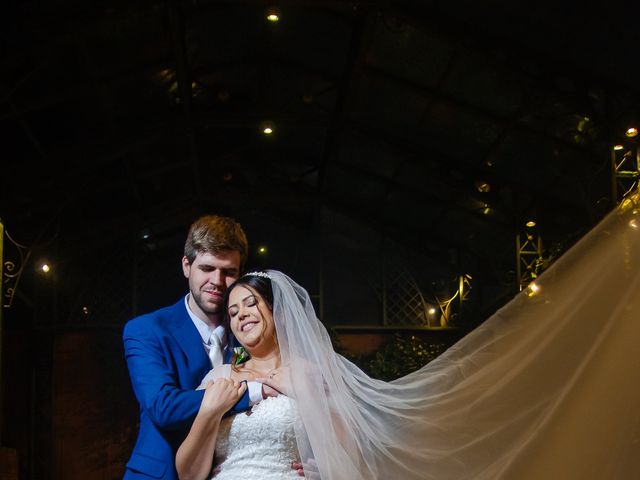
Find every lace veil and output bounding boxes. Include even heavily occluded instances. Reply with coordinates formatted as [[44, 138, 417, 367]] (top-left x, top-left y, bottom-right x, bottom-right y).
[[267, 190, 640, 480]]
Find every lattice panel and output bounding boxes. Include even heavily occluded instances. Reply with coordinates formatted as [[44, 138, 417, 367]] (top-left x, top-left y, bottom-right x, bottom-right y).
[[373, 264, 431, 327]]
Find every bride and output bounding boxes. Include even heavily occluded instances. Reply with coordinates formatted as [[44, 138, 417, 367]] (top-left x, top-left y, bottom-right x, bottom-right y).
[[177, 191, 640, 480]]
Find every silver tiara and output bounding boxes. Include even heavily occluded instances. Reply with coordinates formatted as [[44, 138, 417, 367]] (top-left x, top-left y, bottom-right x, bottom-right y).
[[244, 271, 272, 279]]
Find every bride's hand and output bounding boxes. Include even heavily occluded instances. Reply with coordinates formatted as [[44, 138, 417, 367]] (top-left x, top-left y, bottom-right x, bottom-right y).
[[200, 378, 247, 417], [257, 367, 292, 397]]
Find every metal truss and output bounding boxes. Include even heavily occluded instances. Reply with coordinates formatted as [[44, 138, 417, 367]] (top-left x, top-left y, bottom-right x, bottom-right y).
[[516, 229, 543, 292], [611, 144, 639, 205]]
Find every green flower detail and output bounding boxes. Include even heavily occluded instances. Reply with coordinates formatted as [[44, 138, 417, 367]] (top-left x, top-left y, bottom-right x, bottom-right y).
[[233, 346, 249, 366]]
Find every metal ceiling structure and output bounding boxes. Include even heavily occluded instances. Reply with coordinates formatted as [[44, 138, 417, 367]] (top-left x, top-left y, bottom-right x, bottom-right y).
[[2, 0, 639, 328]]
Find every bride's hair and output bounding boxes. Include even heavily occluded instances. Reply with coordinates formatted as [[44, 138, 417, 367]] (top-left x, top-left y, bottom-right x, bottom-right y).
[[223, 273, 274, 314]]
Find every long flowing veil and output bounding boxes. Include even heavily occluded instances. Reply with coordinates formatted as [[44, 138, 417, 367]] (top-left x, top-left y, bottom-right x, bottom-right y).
[[268, 190, 640, 480]]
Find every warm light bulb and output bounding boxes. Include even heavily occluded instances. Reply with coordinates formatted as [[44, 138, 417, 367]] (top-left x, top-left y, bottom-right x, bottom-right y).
[[625, 127, 638, 138], [614, 144, 624, 151], [527, 282, 540, 296], [263, 127, 273, 135], [41, 264, 51, 273], [267, 13, 279, 22], [475, 180, 491, 193], [428, 308, 436, 315], [526, 220, 536, 228], [258, 246, 268, 254]]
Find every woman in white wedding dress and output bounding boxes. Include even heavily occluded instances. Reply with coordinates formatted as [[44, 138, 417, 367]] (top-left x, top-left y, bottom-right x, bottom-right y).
[[178, 191, 640, 480], [176, 272, 301, 480]]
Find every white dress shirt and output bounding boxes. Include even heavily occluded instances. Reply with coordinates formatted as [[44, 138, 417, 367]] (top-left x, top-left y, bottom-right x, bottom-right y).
[[184, 295, 262, 404]]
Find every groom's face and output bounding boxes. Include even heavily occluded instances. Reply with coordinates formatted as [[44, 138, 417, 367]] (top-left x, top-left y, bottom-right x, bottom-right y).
[[182, 250, 241, 322]]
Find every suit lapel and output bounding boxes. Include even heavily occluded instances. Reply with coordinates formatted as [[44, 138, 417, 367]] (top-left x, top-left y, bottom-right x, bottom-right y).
[[169, 299, 210, 373]]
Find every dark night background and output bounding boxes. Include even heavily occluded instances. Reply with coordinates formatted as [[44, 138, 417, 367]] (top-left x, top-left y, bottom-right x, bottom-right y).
[[1, 1, 639, 478]]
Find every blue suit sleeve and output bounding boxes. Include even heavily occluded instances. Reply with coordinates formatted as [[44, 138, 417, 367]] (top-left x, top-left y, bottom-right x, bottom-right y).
[[123, 319, 204, 431], [230, 385, 251, 414]]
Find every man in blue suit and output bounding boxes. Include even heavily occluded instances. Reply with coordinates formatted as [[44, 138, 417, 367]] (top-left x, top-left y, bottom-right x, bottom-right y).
[[123, 215, 257, 479]]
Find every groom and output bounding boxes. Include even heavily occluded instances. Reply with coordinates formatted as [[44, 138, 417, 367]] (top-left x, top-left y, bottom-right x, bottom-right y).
[[123, 215, 263, 479]]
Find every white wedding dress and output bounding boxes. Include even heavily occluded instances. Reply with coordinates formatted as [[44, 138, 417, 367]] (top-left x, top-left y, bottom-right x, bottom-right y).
[[198, 366, 301, 480]]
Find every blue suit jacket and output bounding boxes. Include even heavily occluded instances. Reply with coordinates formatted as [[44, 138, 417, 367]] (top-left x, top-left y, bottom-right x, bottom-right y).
[[122, 298, 250, 479]]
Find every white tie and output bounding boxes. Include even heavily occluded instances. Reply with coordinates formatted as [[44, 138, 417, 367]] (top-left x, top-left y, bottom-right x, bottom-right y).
[[208, 331, 224, 368]]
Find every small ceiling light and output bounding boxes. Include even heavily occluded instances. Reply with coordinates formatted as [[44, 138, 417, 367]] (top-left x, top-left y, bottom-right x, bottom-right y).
[[428, 307, 436, 315], [41, 264, 51, 273], [614, 144, 624, 151], [629, 219, 638, 229], [525, 220, 536, 228], [82, 306, 90, 315], [257, 246, 268, 254], [625, 127, 638, 138], [260, 120, 275, 136], [266, 7, 280, 22], [475, 180, 491, 193], [482, 204, 491, 215]]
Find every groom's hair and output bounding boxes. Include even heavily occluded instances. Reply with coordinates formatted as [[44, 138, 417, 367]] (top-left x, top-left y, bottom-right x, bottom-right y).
[[184, 215, 248, 269]]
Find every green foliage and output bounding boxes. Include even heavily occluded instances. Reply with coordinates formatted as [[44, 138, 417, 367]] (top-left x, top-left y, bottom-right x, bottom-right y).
[[367, 335, 448, 381], [333, 333, 448, 382]]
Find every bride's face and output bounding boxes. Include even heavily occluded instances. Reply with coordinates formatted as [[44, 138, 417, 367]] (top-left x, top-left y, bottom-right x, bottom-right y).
[[227, 285, 277, 351]]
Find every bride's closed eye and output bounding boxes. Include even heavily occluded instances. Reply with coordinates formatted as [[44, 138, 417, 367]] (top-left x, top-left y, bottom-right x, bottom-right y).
[[228, 298, 257, 318]]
